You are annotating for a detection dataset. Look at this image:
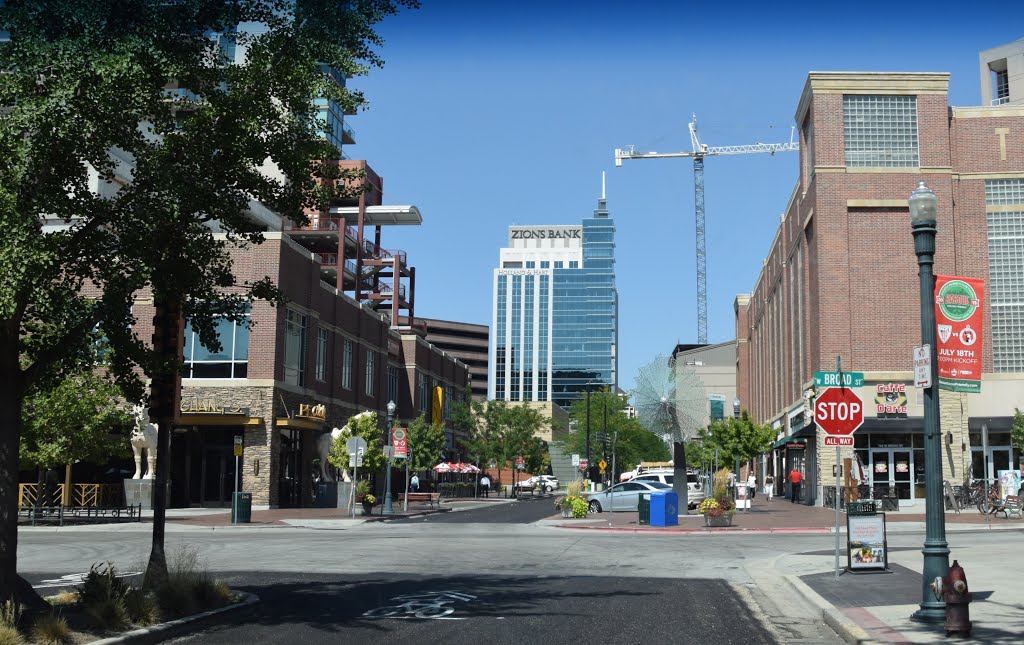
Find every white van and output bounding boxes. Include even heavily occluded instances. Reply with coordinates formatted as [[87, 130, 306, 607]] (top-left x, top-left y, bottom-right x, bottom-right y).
[[631, 470, 706, 509]]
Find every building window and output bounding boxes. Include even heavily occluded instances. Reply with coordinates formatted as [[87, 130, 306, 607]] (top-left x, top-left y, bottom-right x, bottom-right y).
[[568, 260, 579, 268], [387, 364, 399, 405], [985, 179, 1024, 372], [734, 400, 741, 418], [315, 328, 328, 382], [183, 309, 250, 379], [554, 261, 563, 268], [540, 261, 550, 268], [341, 338, 353, 389], [283, 309, 306, 386], [503, 261, 522, 268], [843, 95, 919, 167], [525, 261, 535, 268], [418, 372, 429, 412], [495, 275, 507, 399], [365, 350, 376, 396], [994, 69, 1009, 105]]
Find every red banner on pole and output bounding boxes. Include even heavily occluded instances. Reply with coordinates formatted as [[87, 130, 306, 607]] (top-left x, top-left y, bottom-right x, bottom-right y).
[[392, 427, 407, 458], [934, 275, 983, 393]]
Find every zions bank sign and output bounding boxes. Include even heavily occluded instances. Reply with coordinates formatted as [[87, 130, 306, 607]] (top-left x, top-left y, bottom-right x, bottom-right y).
[[509, 226, 582, 243]]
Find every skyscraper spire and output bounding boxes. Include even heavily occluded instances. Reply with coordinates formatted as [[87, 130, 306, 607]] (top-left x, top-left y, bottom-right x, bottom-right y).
[[594, 171, 609, 218]]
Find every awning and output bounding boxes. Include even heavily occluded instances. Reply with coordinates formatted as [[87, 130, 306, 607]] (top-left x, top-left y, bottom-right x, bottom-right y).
[[774, 435, 809, 450], [328, 205, 422, 226], [275, 417, 325, 431]]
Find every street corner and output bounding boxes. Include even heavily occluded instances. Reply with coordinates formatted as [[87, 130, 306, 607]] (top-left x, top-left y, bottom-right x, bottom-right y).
[[780, 574, 876, 645]]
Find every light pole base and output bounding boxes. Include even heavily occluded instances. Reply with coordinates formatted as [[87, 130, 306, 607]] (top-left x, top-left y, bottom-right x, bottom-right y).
[[382, 492, 394, 515], [910, 603, 945, 624]]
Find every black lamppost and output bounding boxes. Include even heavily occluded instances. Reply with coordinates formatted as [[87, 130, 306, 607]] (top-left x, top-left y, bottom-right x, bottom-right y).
[[382, 399, 397, 515], [908, 180, 949, 623]]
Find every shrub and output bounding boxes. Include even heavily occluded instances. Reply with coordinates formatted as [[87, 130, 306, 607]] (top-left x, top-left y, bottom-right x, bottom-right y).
[[570, 496, 589, 518], [30, 613, 70, 645], [355, 479, 371, 502], [0, 600, 19, 628], [713, 468, 731, 499], [45, 592, 78, 607], [565, 480, 582, 498], [125, 590, 161, 626], [0, 625, 23, 645], [194, 580, 234, 610], [85, 597, 128, 631], [78, 562, 131, 608], [699, 495, 736, 518], [153, 544, 235, 617]]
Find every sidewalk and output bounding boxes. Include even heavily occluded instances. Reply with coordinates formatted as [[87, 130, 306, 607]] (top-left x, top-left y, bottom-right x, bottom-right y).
[[546, 496, 1024, 533]]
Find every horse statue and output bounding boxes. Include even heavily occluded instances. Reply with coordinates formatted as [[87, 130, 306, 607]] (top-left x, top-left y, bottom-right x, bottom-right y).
[[315, 410, 375, 483], [130, 405, 159, 479]]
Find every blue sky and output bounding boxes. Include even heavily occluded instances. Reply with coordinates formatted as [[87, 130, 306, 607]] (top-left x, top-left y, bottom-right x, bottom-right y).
[[349, 1, 1023, 392]]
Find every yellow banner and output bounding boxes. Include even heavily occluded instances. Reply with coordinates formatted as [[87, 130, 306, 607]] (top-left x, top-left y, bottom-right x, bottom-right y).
[[432, 386, 443, 426]]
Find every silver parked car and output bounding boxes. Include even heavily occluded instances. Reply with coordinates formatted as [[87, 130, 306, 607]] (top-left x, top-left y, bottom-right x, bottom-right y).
[[632, 470, 706, 510], [584, 480, 672, 513]]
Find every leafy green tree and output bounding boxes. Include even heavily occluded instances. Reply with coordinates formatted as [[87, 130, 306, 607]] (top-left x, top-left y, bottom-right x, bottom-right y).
[[403, 415, 445, 474], [456, 400, 548, 480], [1012, 408, 1024, 459], [558, 411, 671, 481], [20, 372, 130, 472], [0, 0, 415, 600], [327, 412, 385, 477], [704, 411, 774, 472]]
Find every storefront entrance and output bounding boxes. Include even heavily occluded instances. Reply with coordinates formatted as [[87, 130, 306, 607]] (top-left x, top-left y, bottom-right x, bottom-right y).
[[870, 449, 916, 502], [972, 446, 1013, 483], [171, 426, 242, 508]]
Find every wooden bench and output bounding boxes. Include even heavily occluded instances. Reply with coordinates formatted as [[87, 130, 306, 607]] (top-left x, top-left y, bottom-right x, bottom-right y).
[[399, 492, 441, 509], [995, 495, 1022, 520]]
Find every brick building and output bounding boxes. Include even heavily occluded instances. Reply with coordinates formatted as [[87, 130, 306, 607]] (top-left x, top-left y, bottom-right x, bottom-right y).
[[736, 42, 1024, 507], [420, 318, 490, 401]]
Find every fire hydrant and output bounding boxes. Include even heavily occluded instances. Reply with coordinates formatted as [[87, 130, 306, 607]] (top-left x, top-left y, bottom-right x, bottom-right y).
[[929, 560, 972, 637]]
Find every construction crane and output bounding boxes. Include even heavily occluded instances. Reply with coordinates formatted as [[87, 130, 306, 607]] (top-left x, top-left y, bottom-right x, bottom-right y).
[[615, 114, 798, 344]]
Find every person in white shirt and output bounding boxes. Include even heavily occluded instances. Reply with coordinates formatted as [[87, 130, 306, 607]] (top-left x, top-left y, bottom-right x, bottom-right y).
[[747, 473, 757, 501], [764, 474, 775, 502], [479, 475, 491, 497]]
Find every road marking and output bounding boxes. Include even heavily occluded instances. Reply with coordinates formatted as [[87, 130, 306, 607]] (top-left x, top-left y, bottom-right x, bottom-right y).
[[362, 591, 477, 620], [35, 571, 142, 590]]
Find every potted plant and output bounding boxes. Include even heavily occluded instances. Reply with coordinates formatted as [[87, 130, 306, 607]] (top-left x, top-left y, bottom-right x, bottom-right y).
[[555, 481, 588, 519], [698, 495, 736, 527], [355, 480, 375, 516]]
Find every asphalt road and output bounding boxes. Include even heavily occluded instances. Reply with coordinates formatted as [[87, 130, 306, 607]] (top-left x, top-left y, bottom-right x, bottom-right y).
[[393, 495, 556, 524], [167, 572, 777, 645]]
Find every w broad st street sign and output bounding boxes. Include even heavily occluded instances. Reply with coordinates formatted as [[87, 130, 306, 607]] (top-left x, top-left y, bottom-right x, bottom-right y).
[[815, 386, 864, 446], [814, 371, 864, 388]]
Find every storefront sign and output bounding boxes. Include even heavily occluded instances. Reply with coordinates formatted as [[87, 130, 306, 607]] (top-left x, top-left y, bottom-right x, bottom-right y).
[[935, 275, 984, 393], [180, 398, 247, 416], [297, 403, 327, 421], [847, 513, 888, 571], [874, 384, 908, 415]]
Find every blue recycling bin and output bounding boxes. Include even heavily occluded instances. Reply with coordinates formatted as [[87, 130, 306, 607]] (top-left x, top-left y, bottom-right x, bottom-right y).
[[649, 491, 679, 527]]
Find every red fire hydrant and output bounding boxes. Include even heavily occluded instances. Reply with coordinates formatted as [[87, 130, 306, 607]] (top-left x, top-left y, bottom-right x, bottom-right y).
[[930, 560, 972, 637]]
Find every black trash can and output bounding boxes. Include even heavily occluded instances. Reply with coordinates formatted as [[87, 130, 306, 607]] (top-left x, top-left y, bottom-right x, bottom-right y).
[[638, 492, 651, 526], [231, 492, 252, 524]]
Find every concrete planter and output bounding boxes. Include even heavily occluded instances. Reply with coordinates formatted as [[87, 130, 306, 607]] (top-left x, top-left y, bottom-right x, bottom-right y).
[[703, 514, 733, 527]]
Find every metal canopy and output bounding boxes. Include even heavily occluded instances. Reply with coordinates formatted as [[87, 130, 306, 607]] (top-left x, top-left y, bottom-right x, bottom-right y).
[[328, 205, 423, 226]]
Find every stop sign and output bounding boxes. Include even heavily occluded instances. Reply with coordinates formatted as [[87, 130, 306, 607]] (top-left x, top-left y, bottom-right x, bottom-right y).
[[815, 387, 864, 436]]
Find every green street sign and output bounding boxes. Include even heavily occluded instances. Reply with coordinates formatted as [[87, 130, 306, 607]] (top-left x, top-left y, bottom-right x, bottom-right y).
[[814, 371, 864, 388]]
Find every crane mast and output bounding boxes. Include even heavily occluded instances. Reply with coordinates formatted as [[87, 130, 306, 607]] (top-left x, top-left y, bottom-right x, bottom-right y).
[[614, 115, 798, 344]]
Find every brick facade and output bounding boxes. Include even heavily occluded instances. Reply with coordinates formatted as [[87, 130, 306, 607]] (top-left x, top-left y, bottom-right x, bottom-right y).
[[736, 69, 1024, 506]]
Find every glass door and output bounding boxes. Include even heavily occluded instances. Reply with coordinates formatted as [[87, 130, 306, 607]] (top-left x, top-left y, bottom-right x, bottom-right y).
[[870, 450, 892, 499], [893, 451, 912, 501]]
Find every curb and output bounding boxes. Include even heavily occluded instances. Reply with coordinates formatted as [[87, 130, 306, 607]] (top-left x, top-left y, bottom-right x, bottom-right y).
[[87, 591, 259, 645], [781, 574, 879, 645], [552, 524, 832, 535]]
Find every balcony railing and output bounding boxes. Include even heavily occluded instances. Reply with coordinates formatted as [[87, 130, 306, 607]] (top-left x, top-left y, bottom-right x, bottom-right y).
[[992, 96, 1010, 106], [284, 217, 358, 240], [314, 253, 338, 269], [375, 280, 406, 300]]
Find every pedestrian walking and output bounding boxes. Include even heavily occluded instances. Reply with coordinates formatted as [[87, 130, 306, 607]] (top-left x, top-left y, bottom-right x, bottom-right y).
[[410, 474, 419, 493], [480, 474, 491, 498], [747, 472, 757, 501], [788, 467, 803, 503], [764, 474, 775, 502]]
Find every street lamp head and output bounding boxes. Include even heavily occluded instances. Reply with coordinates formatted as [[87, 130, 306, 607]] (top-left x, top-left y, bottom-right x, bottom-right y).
[[387, 400, 396, 415], [908, 180, 937, 228]]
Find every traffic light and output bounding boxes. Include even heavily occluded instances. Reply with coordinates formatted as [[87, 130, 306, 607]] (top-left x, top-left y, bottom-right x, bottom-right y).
[[149, 299, 183, 420]]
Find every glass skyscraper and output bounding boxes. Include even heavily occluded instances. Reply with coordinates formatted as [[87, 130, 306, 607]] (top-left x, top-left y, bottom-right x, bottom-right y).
[[489, 197, 618, 408]]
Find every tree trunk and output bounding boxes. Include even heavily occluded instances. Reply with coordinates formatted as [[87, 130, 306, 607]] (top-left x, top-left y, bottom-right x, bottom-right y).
[[0, 383, 48, 612], [144, 297, 182, 590], [673, 441, 689, 514]]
